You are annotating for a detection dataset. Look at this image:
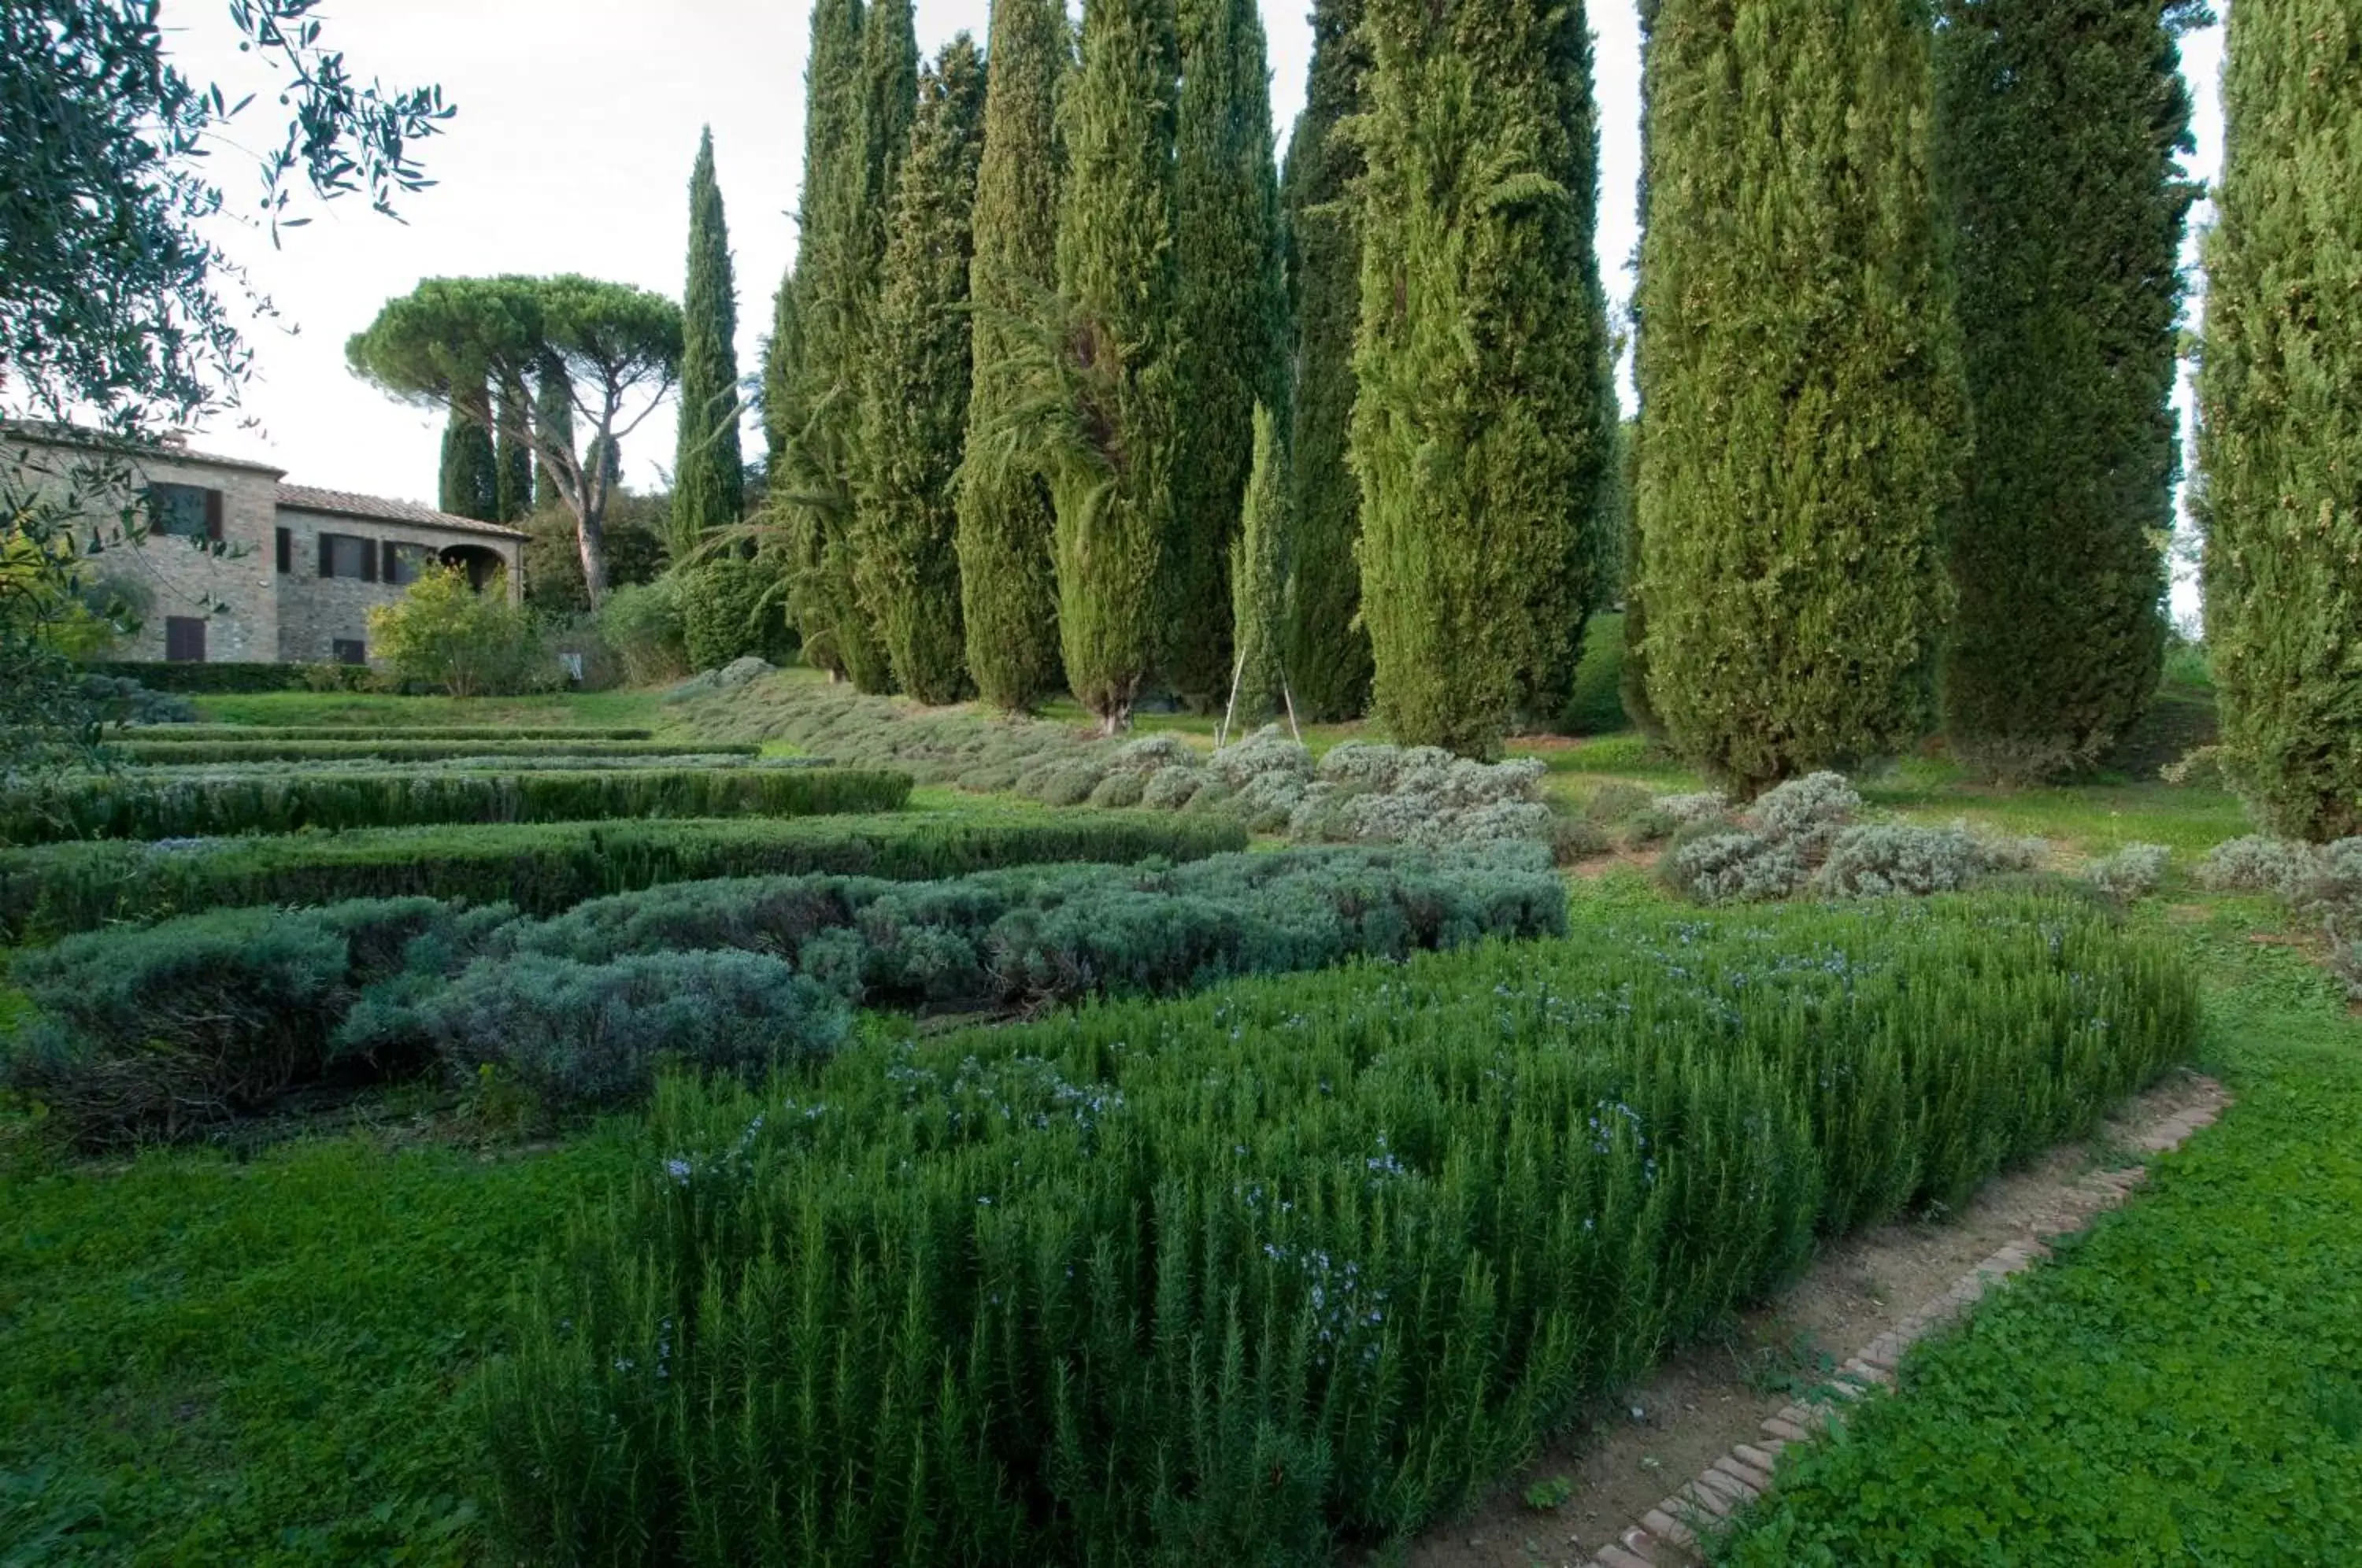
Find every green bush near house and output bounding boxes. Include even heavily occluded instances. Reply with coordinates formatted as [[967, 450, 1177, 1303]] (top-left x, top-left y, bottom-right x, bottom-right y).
[[80, 661, 306, 693], [0, 764, 909, 846], [0, 811, 1252, 941], [487, 893, 2197, 1562]]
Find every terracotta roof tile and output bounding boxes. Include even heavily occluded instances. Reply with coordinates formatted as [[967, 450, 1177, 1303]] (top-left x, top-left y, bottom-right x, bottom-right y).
[[275, 483, 528, 540]]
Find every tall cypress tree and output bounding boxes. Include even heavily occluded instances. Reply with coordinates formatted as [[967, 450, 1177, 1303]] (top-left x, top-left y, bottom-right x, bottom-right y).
[[2200, 0, 2362, 841], [1937, 0, 2200, 782], [1165, 0, 1288, 709], [854, 37, 989, 704], [1280, 0, 1372, 720], [437, 394, 498, 521], [1635, 0, 1964, 794], [494, 375, 533, 523], [1350, 0, 1616, 757], [779, 0, 894, 683], [532, 356, 576, 511], [956, 0, 1069, 713], [673, 127, 746, 560], [1046, 0, 1181, 732], [1229, 401, 1292, 721]]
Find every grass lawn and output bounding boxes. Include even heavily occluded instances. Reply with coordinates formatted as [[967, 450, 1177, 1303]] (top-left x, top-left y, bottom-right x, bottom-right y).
[[1712, 911, 2362, 1565]]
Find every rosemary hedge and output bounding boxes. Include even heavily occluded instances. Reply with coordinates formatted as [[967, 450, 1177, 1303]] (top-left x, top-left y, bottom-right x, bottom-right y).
[[106, 738, 755, 765], [0, 766, 905, 847], [121, 726, 657, 743], [0, 812, 1251, 941], [486, 894, 2198, 1562]]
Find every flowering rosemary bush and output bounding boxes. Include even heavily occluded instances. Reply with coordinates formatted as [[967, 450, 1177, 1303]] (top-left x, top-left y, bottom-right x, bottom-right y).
[[485, 894, 2199, 1562]]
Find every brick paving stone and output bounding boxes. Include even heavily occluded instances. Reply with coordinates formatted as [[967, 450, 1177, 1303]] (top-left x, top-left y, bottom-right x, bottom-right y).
[[1618, 1524, 1663, 1561], [1716, 1455, 1775, 1492], [1761, 1415, 1812, 1443], [1595, 1546, 1654, 1568], [1642, 1508, 1697, 1549], [1678, 1481, 1735, 1519], [1733, 1442, 1784, 1471], [1696, 1467, 1755, 1506]]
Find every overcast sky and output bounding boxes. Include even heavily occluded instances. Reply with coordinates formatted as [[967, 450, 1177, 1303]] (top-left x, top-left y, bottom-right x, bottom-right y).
[[165, 1, 2224, 587]]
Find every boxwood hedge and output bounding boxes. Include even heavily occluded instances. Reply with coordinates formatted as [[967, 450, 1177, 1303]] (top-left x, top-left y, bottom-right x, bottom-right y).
[[107, 738, 754, 765]]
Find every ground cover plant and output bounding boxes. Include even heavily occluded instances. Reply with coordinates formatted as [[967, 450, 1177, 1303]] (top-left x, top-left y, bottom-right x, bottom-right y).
[[5, 846, 1567, 1137], [1711, 924, 2362, 1566], [0, 811, 1250, 942], [106, 738, 754, 765], [0, 765, 909, 846], [486, 893, 2197, 1562], [118, 725, 657, 743]]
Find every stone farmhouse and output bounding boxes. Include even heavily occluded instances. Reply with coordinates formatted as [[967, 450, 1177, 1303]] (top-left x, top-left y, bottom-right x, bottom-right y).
[[7, 425, 526, 667]]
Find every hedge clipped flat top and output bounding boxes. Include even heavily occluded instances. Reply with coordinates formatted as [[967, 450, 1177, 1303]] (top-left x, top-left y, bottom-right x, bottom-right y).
[[122, 726, 658, 743], [109, 738, 755, 764], [490, 893, 2199, 1563], [0, 811, 1253, 940], [0, 766, 909, 847]]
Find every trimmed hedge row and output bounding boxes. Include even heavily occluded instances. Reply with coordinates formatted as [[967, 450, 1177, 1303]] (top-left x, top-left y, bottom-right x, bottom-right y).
[[84, 661, 303, 693], [0, 812, 1252, 941], [4, 847, 1566, 1141], [0, 766, 905, 847], [108, 738, 755, 765], [486, 895, 2201, 1563], [124, 725, 657, 743]]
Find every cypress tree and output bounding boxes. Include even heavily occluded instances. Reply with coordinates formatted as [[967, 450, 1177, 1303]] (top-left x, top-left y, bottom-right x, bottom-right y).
[[1937, 0, 2200, 782], [761, 271, 801, 480], [494, 375, 533, 523], [2199, 0, 2362, 841], [1634, 0, 1964, 794], [437, 396, 498, 521], [955, 0, 1069, 713], [1350, 0, 1616, 756], [1165, 0, 1288, 710], [778, 0, 886, 682], [1046, 0, 1181, 732], [1280, 0, 1372, 720], [1228, 401, 1291, 721], [532, 357, 576, 511], [854, 37, 989, 704], [673, 127, 746, 560]]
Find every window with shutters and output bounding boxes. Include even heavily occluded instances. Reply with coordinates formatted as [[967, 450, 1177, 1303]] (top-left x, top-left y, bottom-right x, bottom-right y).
[[276, 527, 292, 574], [317, 532, 376, 580], [148, 483, 220, 542], [331, 638, 368, 666], [384, 540, 435, 586], [164, 616, 207, 662]]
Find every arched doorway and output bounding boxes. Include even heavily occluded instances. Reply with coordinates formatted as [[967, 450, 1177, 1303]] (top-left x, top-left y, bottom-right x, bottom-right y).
[[439, 543, 507, 593]]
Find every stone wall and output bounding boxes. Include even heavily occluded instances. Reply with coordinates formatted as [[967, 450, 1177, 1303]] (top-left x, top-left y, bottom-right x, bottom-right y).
[[5, 435, 284, 664], [274, 508, 525, 664]]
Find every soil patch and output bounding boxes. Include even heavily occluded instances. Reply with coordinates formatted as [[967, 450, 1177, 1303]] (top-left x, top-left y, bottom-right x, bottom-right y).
[[1379, 1067, 2227, 1568]]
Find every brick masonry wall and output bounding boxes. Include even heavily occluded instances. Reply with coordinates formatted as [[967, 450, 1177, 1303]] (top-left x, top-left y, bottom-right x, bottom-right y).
[[274, 507, 525, 664]]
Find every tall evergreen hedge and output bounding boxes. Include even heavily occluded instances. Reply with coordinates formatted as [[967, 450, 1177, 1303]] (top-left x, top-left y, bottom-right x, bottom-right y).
[[855, 38, 989, 704], [1046, 0, 1182, 732], [2198, 0, 2362, 841], [1166, 0, 1289, 711], [955, 0, 1070, 714], [673, 128, 747, 560], [1229, 401, 1291, 720], [437, 398, 498, 522], [1936, 0, 2200, 782], [1350, 0, 1616, 757], [1635, 0, 1964, 794], [1280, 0, 1372, 721]]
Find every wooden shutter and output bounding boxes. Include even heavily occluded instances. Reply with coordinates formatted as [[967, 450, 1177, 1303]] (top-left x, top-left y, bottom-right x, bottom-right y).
[[204, 489, 224, 543], [318, 534, 331, 577], [165, 616, 206, 662], [361, 536, 379, 582], [275, 527, 291, 574], [380, 539, 398, 583]]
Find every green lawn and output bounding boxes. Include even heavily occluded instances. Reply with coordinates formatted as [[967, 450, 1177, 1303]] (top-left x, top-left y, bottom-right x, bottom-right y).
[[1712, 912, 2362, 1565]]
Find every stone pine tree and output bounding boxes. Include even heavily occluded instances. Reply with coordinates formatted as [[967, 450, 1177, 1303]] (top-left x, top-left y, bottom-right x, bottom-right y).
[[1227, 401, 1292, 723], [1042, 0, 1181, 732], [2200, 0, 2362, 841], [672, 127, 746, 560], [853, 37, 988, 704], [437, 398, 498, 521], [1280, 0, 1372, 720], [1634, 0, 1964, 794], [494, 375, 533, 523], [1350, 0, 1616, 757], [955, 0, 1068, 712], [1166, 0, 1289, 709], [1937, 0, 2201, 782]]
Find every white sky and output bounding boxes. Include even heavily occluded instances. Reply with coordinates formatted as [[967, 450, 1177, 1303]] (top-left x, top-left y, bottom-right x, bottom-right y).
[[165, 1, 2224, 615]]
